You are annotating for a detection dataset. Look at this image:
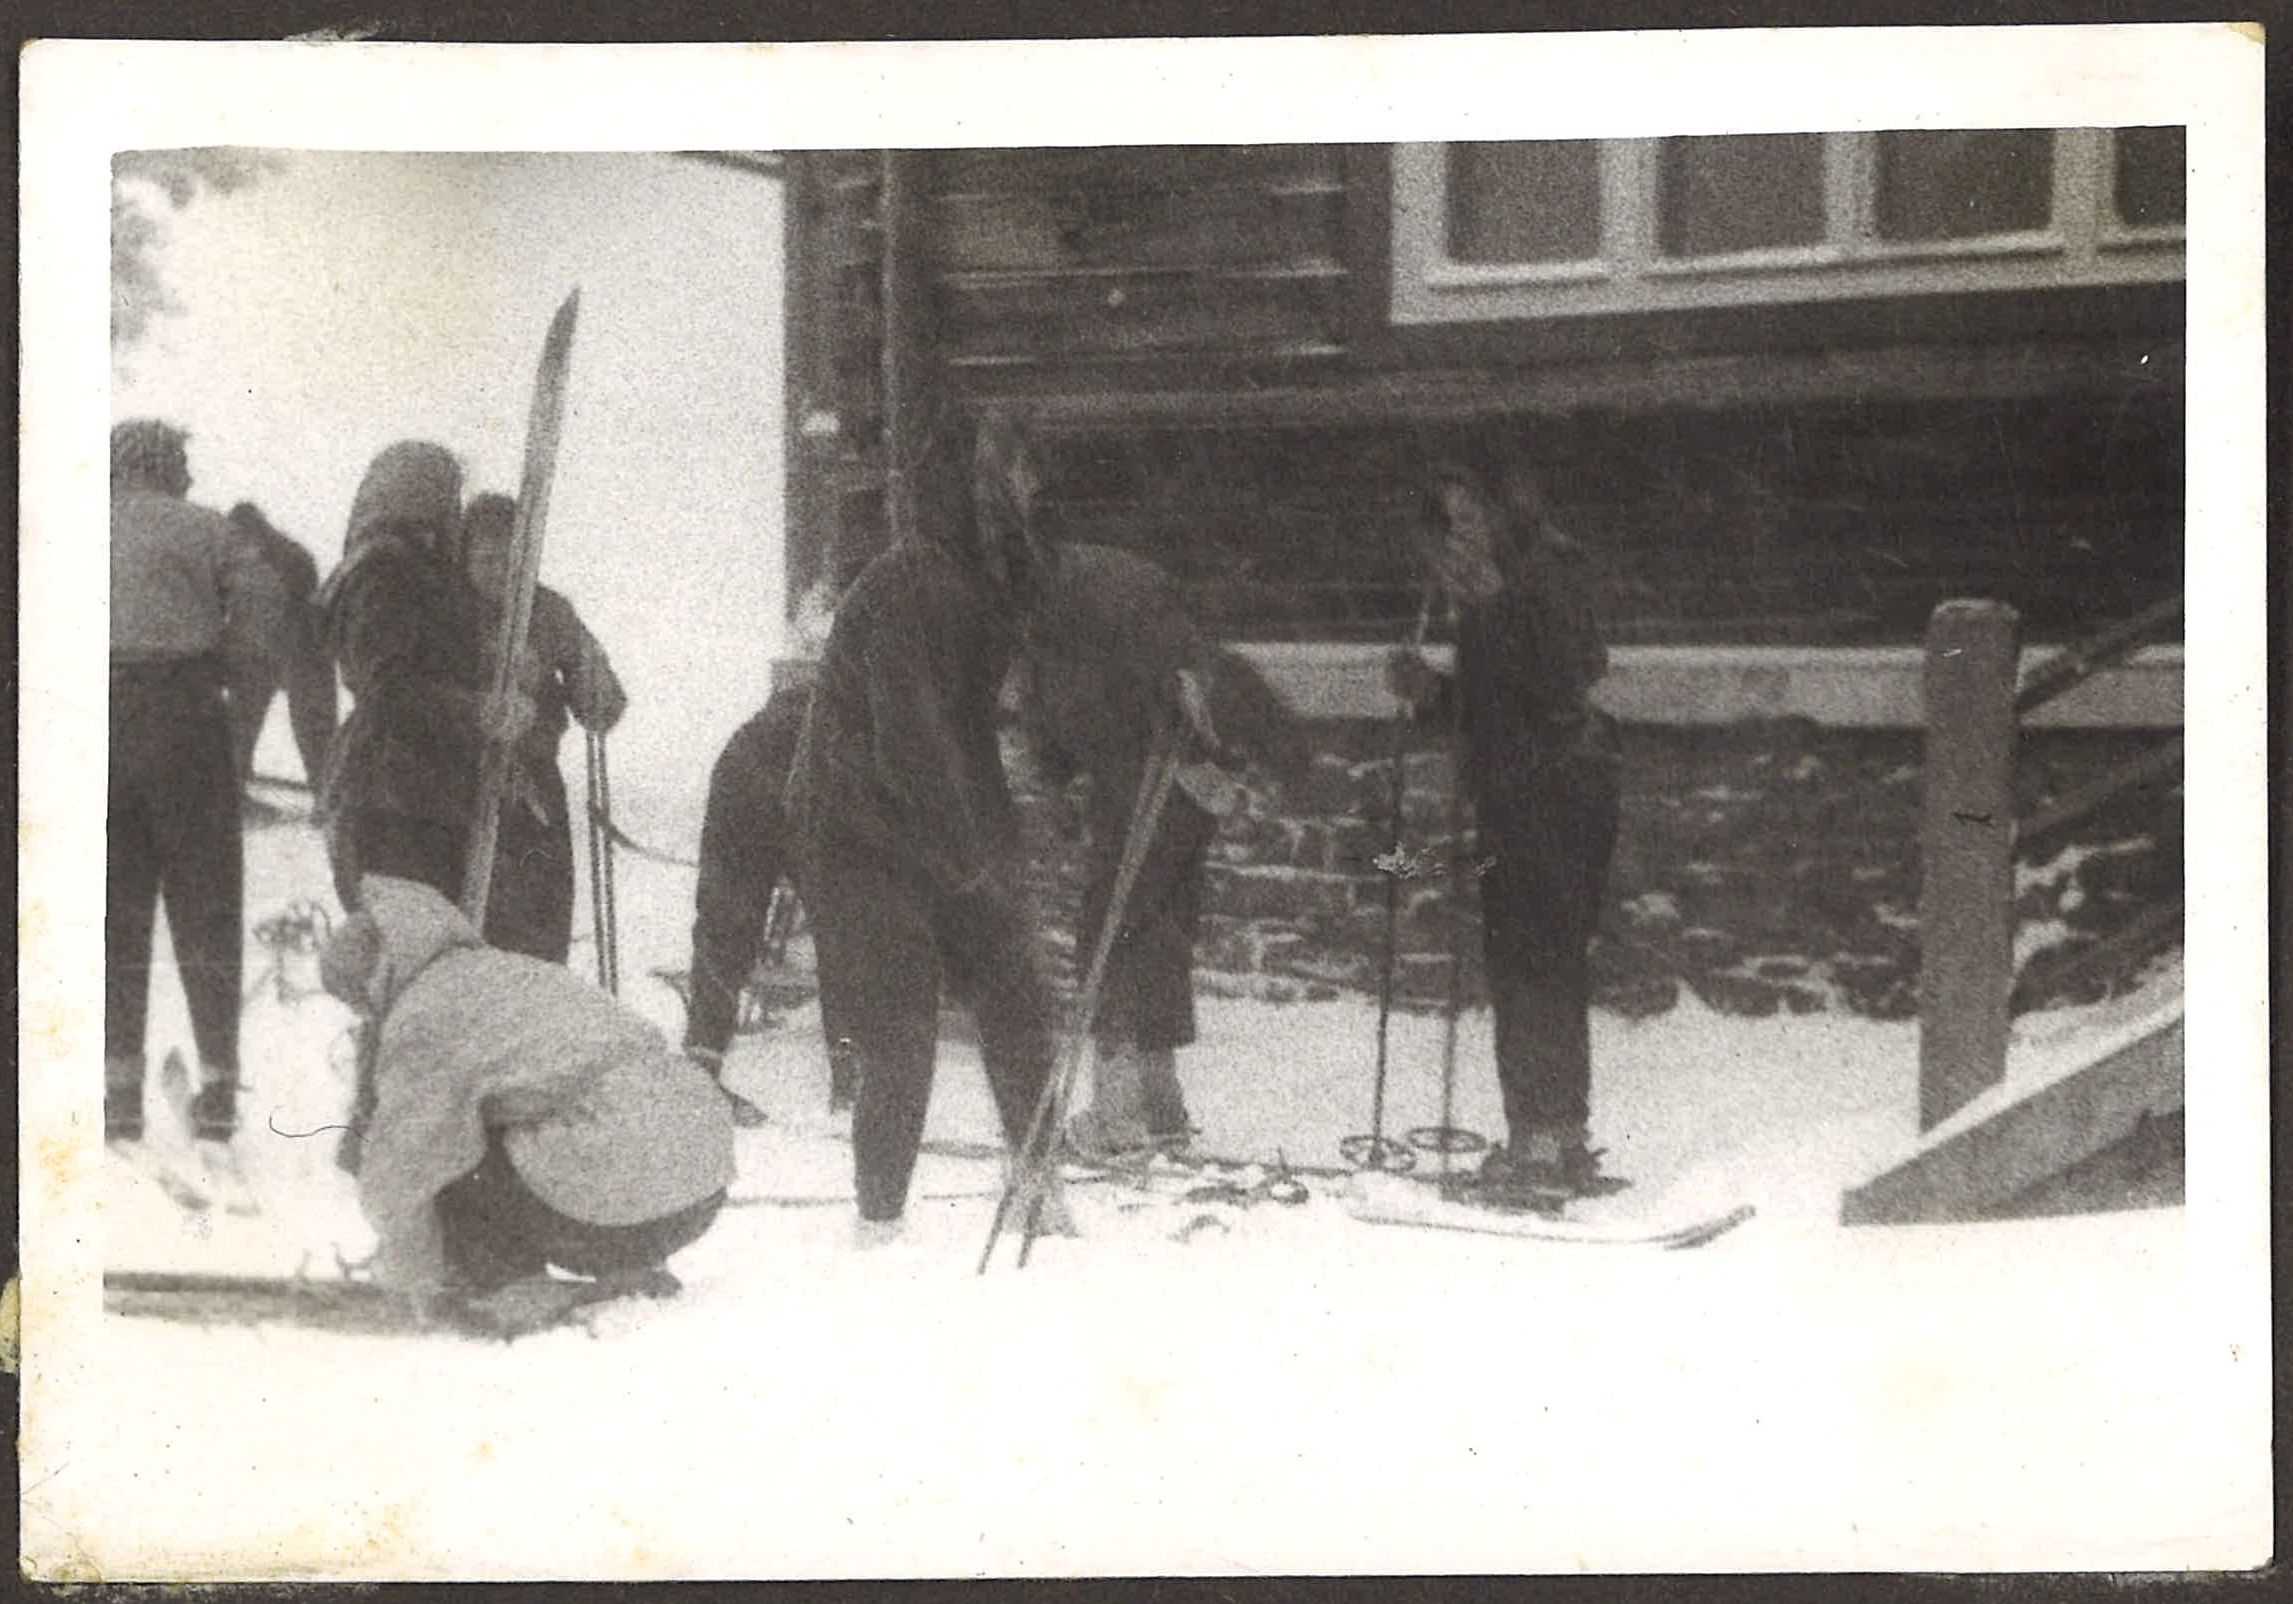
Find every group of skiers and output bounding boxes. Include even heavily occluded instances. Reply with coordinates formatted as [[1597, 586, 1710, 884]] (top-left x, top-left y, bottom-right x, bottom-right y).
[[105, 403, 1620, 1302]]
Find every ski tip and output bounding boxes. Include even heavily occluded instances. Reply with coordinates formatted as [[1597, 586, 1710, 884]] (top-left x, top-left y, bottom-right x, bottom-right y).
[[549, 289, 582, 339]]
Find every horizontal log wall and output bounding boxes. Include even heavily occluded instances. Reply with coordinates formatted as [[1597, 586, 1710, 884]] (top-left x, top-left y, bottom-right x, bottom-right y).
[[900, 144, 2184, 646]]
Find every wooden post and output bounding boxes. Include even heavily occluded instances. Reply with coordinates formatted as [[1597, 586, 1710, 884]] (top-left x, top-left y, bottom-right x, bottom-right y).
[[879, 148, 924, 549], [1918, 599, 2022, 1131]]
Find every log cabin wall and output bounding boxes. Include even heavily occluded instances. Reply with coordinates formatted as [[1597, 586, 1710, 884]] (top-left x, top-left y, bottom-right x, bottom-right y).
[[778, 144, 2184, 1013], [897, 143, 2183, 647]]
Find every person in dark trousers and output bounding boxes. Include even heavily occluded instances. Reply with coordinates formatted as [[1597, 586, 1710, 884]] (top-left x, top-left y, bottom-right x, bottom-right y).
[[107, 419, 289, 1146], [1387, 438, 1622, 1200], [1017, 543, 1313, 1158], [224, 501, 338, 793], [790, 409, 1070, 1244], [682, 681, 821, 1128], [458, 492, 629, 964], [317, 440, 531, 913]]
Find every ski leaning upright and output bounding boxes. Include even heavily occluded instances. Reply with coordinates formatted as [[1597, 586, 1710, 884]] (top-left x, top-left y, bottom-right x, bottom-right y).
[[462, 290, 581, 930]]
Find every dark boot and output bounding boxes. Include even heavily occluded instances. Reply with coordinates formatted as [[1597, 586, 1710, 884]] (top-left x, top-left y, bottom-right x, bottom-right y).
[[106, 1056, 146, 1144], [187, 1069, 239, 1142]]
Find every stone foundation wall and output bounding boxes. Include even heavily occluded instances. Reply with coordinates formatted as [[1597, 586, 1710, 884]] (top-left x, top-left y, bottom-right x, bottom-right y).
[[1013, 721, 2182, 1023]]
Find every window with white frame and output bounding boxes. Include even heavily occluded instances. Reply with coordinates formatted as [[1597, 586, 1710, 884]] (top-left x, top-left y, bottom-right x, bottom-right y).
[[1390, 128, 2186, 324]]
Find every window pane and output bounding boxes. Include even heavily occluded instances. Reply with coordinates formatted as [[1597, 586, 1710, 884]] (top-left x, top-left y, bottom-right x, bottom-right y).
[[1875, 130, 2055, 242], [1445, 141, 1601, 264], [1658, 134, 1826, 257], [2113, 126, 2186, 226]]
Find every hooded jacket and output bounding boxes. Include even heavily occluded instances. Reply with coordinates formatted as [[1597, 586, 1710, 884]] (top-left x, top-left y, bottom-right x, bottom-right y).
[[341, 875, 735, 1290], [788, 412, 1048, 897], [317, 443, 487, 830]]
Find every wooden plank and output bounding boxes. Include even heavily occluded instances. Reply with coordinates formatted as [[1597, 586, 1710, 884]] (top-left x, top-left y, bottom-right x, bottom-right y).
[[1917, 600, 2021, 1132], [975, 340, 2180, 428], [939, 272, 1343, 361], [929, 144, 1341, 194], [1840, 1013, 2183, 1225], [935, 187, 1340, 272]]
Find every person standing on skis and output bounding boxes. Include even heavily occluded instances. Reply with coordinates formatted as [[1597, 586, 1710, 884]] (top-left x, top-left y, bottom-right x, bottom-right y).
[[106, 419, 289, 1148], [1017, 543, 1311, 1159], [457, 491, 628, 964], [223, 501, 338, 796], [789, 408, 1069, 1244], [1387, 437, 1622, 1201]]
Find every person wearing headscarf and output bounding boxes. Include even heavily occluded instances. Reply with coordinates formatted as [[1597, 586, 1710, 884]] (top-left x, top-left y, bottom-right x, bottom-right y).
[[316, 441, 530, 911], [1387, 436, 1621, 1200], [224, 501, 338, 791], [1016, 544, 1313, 1158], [318, 874, 733, 1303], [458, 491, 628, 964], [788, 408, 1070, 1243], [106, 419, 290, 1146]]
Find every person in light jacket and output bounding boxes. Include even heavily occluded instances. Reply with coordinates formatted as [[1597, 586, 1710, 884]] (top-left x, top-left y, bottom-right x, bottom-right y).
[[320, 873, 735, 1298]]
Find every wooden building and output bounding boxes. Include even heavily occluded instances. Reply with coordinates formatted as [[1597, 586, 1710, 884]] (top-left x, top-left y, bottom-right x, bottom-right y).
[[770, 136, 2186, 1013], [779, 135, 2184, 726]]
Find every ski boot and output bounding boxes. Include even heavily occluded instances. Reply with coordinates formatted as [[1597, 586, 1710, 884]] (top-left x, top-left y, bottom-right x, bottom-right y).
[[1063, 1104, 1155, 1169], [1471, 1124, 1627, 1209]]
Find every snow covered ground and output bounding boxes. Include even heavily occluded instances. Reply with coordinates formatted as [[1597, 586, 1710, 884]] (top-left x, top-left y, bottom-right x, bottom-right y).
[[23, 810, 2264, 1580]]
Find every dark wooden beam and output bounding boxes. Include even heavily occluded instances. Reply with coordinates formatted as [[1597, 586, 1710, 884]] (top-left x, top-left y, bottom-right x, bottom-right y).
[[980, 338, 2181, 434]]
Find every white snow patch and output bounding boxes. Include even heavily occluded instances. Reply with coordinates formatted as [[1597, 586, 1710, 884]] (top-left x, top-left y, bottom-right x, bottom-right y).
[[52, 821, 2235, 1580]]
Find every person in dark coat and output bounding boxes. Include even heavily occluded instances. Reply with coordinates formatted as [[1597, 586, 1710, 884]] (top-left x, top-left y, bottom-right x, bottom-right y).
[[789, 409, 1069, 1243], [224, 501, 338, 792], [107, 419, 289, 1145], [1387, 437, 1622, 1199], [458, 492, 629, 964], [1017, 543, 1312, 1157], [317, 441, 531, 912], [681, 681, 820, 1128]]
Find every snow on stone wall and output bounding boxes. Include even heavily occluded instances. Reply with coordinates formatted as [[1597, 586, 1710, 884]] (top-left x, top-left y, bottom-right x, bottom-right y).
[[1011, 719, 2182, 1023]]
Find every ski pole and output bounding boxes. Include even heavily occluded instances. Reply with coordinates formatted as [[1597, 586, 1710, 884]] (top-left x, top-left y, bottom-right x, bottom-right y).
[[587, 730, 621, 995], [1017, 730, 1184, 1269], [1340, 590, 1434, 1175], [978, 722, 1184, 1274], [586, 730, 611, 991]]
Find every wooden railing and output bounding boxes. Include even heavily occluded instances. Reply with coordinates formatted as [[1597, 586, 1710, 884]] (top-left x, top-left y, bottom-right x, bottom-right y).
[[1915, 594, 2183, 1130]]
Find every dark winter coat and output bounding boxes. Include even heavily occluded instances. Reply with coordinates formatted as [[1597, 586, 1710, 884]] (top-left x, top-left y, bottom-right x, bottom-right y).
[[1020, 543, 1310, 813], [684, 684, 812, 1057], [1442, 542, 1614, 817], [320, 541, 488, 833], [790, 541, 1023, 898], [318, 443, 486, 835]]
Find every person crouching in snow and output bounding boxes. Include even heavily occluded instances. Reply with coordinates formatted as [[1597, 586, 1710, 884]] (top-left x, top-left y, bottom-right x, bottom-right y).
[[1387, 438, 1622, 1202], [319, 874, 735, 1307], [458, 491, 630, 964], [1017, 543, 1312, 1160], [789, 408, 1070, 1245]]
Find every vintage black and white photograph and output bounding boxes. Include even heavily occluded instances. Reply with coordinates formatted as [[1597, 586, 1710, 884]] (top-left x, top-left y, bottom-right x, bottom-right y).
[[18, 27, 2270, 1580]]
